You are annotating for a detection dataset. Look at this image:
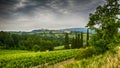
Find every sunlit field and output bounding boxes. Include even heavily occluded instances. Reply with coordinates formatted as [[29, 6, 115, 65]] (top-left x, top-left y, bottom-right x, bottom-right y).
[[0, 49, 81, 68]]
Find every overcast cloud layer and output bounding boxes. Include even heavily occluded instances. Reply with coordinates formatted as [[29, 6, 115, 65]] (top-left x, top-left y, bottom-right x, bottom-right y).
[[0, 0, 105, 31]]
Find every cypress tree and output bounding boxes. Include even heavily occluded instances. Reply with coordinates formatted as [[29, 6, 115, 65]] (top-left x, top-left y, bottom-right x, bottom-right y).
[[71, 37, 75, 49], [73, 33, 81, 48], [75, 33, 78, 48], [64, 33, 69, 49], [77, 33, 81, 48], [86, 28, 89, 46], [71, 33, 82, 49], [81, 32, 83, 47]]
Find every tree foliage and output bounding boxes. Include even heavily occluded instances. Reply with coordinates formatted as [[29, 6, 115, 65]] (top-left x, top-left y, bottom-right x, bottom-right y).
[[0, 31, 56, 51], [71, 33, 83, 49], [71, 37, 75, 49], [87, 0, 120, 51], [80, 32, 83, 47], [86, 29, 89, 46], [64, 33, 70, 49]]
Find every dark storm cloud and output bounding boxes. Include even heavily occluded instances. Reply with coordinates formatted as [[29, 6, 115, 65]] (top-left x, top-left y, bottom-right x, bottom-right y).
[[0, 0, 104, 18], [0, 0, 20, 19], [14, 0, 69, 15], [0, 0, 105, 31]]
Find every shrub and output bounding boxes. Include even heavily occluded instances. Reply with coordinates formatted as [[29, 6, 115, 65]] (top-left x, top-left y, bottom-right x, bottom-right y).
[[32, 45, 40, 52], [94, 39, 108, 53], [89, 35, 109, 53], [75, 47, 97, 60]]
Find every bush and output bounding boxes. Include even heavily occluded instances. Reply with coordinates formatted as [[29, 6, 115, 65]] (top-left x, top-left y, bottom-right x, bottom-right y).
[[89, 35, 109, 53], [94, 39, 108, 53], [107, 43, 117, 54], [32, 45, 40, 52], [75, 47, 97, 60]]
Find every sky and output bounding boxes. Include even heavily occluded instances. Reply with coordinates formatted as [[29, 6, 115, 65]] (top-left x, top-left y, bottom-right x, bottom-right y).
[[0, 0, 105, 31]]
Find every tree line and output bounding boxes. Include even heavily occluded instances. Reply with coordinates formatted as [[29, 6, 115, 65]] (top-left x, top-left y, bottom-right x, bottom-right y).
[[0, 31, 64, 51], [0, 30, 89, 51]]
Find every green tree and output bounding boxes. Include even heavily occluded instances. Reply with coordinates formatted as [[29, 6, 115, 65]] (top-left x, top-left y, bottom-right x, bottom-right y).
[[71, 37, 75, 49], [87, 0, 120, 50], [72, 33, 81, 49], [80, 32, 83, 47], [86, 28, 89, 46], [77, 33, 81, 48], [64, 33, 70, 49], [0, 31, 14, 49], [32, 45, 40, 52], [75, 33, 78, 48]]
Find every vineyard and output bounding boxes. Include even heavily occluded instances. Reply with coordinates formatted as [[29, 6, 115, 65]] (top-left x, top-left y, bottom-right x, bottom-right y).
[[0, 49, 81, 68]]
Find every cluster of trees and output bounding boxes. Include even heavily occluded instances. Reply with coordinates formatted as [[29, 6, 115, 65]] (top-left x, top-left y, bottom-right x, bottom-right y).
[[0, 31, 63, 51], [71, 32, 83, 49], [64, 30, 89, 49], [87, 0, 120, 52], [1, 30, 90, 51]]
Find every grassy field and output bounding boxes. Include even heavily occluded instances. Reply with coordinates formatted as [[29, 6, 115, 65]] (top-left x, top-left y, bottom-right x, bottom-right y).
[[54, 45, 64, 50], [0, 49, 82, 68], [1, 46, 120, 68], [0, 50, 31, 55]]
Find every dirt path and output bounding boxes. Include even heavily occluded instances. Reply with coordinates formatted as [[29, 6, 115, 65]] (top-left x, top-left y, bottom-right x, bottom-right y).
[[33, 58, 75, 68], [47, 58, 75, 68]]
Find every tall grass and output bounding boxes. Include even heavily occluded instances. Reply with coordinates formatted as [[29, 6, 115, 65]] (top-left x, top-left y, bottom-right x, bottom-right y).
[[64, 46, 120, 68]]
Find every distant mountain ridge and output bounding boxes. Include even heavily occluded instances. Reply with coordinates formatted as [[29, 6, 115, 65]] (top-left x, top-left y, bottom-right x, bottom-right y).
[[6, 28, 94, 34], [60, 28, 87, 32], [32, 29, 48, 32], [31, 28, 92, 33]]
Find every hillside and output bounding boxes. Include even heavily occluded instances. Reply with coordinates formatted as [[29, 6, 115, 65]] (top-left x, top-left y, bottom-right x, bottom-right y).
[[31, 28, 88, 33], [61, 28, 87, 32], [4, 28, 95, 35], [64, 46, 120, 68]]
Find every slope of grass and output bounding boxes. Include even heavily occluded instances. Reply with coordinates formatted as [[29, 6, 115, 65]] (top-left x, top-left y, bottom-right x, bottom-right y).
[[64, 46, 120, 68]]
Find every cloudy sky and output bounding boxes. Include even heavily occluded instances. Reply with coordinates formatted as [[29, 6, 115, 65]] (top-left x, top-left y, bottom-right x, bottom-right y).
[[0, 0, 105, 31]]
